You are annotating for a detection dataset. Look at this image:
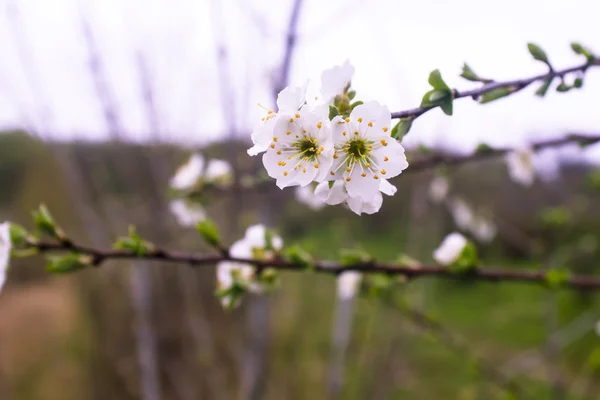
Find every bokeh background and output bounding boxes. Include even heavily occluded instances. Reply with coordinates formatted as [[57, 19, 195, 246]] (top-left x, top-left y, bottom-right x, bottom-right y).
[[1, 0, 600, 399]]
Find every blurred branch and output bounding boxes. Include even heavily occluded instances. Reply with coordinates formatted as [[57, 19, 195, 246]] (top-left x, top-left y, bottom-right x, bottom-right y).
[[390, 58, 600, 120], [28, 240, 600, 290]]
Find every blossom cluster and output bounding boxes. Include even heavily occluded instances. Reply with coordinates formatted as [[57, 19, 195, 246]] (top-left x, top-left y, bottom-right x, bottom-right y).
[[248, 61, 409, 215], [168, 154, 233, 227]]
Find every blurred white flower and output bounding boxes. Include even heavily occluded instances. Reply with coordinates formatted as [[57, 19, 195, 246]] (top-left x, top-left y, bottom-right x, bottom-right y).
[[429, 175, 449, 204], [295, 184, 326, 210], [0, 222, 12, 293], [170, 154, 205, 190], [433, 232, 468, 266], [320, 60, 355, 104], [506, 146, 535, 187], [328, 101, 408, 201], [205, 159, 233, 185], [336, 271, 362, 300], [216, 225, 283, 308], [314, 179, 396, 215], [169, 200, 205, 227], [448, 198, 474, 231], [470, 217, 497, 244]]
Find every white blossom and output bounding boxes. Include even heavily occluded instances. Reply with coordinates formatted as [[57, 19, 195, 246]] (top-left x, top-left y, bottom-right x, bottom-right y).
[[470, 217, 497, 244], [429, 175, 449, 204], [433, 232, 468, 266], [448, 198, 474, 231], [170, 154, 205, 190], [248, 83, 308, 156], [262, 107, 335, 189], [336, 271, 362, 300], [295, 184, 326, 210], [205, 159, 233, 186], [328, 101, 408, 201], [169, 200, 205, 227], [506, 146, 535, 187], [216, 225, 283, 308], [0, 222, 12, 293], [320, 60, 355, 104], [314, 179, 395, 215]]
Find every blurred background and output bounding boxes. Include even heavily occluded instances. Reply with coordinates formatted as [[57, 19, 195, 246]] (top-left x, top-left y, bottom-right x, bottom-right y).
[[1, 0, 600, 399]]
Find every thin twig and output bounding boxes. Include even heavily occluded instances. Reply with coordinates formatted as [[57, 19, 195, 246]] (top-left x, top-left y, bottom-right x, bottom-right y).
[[390, 59, 600, 120], [30, 240, 600, 291]]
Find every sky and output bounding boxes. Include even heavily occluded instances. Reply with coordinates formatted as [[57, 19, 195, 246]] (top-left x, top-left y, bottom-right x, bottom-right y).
[[0, 0, 599, 166]]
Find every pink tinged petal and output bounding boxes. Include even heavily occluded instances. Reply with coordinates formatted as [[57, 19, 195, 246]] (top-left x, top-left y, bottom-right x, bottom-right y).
[[346, 192, 383, 215], [276, 83, 308, 114], [379, 180, 397, 196]]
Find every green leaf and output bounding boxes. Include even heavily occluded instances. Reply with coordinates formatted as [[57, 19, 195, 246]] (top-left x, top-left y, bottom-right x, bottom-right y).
[[391, 118, 413, 141], [570, 42, 595, 62], [535, 78, 553, 97], [539, 207, 571, 228], [475, 143, 494, 154], [46, 253, 92, 274], [340, 248, 372, 266], [527, 43, 551, 65], [574, 77, 583, 88], [114, 226, 155, 255], [328, 105, 339, 120], [544, 268, 571, 289], [9, 223, 34, 248], [347, 90, 356, 100], [450, 241, 479, 273], [31, 204, 66, 241], [196, 219, 222, 249], [439, 97, 453, 116], [556, 81, 571, 92], [459, 63, 482, 82], [283, 245, 314, 270], [428, 69, 450, 90], [478, 86, 516, 104], [349, 101, 363, 111]]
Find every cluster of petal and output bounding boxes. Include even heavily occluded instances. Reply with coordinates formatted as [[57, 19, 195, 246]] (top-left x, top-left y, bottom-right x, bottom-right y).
[[433, 232, 468, 266], [248, 62, 408, 215], [169, 200, 206, 227], [216, 225, 282, 308], [0, 222, 12, 293], [505, 146, 535, 187], [170, 154, 233, 191], [337, 271, 362, 300]]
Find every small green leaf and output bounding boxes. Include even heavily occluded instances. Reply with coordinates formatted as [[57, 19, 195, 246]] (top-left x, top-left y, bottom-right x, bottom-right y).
[[46, 253, 92, 274], [535, 78, 553, 97], [114, 226, 155, 255], [539, 207, 571, 228], [556, 81, 571, 92], [391, 118, 413, 141], [570, 42, 595, 62], [439, 97, 453, 116], [9, 223, 35, 248], [196, 219, 222, 249], [328, 105, 339, 120], [544, 268, 571, 289], [284, 245, 314, 270], [32, 204, 65, 240], [478, 86, 516, 104], [573, 77, 583, 88], [349, 101, 363, 111], [475, 143, 494, 154], [347, 90, 356, 100], [459, 63, 482, 82], [527, 43, 551, 65], [450, 242, 479, 273], [340, 248, 372, 266], [428, 69, 450, 90]]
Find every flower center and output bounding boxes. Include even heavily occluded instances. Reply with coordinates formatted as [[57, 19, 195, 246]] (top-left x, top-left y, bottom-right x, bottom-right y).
[[346, 138, 370, 162], [295, 137, 319, 161]]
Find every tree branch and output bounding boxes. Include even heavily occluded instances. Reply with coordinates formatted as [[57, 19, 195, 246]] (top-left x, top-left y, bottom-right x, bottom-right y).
[[390, 58, 600, 120], [30, 240, 600, 291]]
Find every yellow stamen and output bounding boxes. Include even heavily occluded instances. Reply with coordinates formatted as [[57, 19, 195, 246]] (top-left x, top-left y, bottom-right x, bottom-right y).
[[273, 136, 278, 142], [383, 127, 388, 132], [317, 122, 322, 129], [346, 167, 351, 172], [277, 150, 282, 155], [283, 171, 288, 176], [368, 122, 373, 127], [384, 156, 389, 162], [314, 163, 319, 168], [345, 117, 350, 122], [270, 144, 275, 149], [380, 139, 388, 146], [357, 117, 363, 122], [345, 177, 351, 182], [381, 169, 386, 175], [330, 171, 335, 175], [361, 172, 367, 177], [374, 175, 379, 180], [295, 113, 300, 118]]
